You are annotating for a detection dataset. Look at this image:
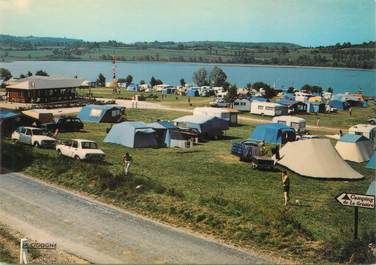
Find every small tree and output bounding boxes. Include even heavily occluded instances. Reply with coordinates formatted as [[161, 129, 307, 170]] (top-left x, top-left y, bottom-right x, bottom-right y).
[[180, 78, 186, 87], [287, 86, 295, 93], [27, 71, 32, 77], [125, 74, 133, 86], [19, 74, 26, 78], [209, 66, 227, 87], [35, 70, 49, 76], [97, 73, 106, 87], [155, 79, 163, 85], [0, 68, 12, 81], [192, 68, 209, 86], [140, 80, 145, 85], [224, 84, 238, 103], [327, 87, 333, 93]]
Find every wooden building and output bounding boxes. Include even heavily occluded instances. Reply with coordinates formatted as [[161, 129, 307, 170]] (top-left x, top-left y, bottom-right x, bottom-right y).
[[6, 76, 84, 103]]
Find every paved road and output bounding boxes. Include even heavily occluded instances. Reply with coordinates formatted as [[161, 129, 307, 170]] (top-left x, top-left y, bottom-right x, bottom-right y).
[[0, 172, 269, 264]]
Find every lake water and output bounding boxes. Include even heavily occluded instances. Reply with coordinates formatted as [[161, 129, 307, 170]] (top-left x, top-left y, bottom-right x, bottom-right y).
[[1, 61, 375, 96]]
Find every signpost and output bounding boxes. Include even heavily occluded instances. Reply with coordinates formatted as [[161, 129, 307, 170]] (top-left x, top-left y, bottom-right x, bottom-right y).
[[335, 192, 375, 240]]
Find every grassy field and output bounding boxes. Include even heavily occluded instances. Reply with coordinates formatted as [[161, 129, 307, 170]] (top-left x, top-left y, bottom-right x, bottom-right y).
[[2, 108, 375, 263]]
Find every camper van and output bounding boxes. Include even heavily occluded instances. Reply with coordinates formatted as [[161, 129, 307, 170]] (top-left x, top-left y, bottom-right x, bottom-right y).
[[233, 99, 251, 112], [250, 102, 287, 117], [193, 107, 239, 126], [348, 124, 376, 143], [272, 116, 306, 133]]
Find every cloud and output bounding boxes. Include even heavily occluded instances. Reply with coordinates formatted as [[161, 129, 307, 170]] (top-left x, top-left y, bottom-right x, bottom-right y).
[[0, 0, 31, 12]]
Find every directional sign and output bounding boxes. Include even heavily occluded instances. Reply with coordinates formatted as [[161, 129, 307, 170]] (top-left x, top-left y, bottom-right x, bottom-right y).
[[336, 192, 375, 209]]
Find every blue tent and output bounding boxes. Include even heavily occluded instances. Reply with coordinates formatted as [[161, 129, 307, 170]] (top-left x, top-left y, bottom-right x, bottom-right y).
[[0, 109, 21, 137], [252, 97, 270, 102], [306, 102, 325, 113], [148, 120, 179, 147], [0, 109, 20, 120], [340, 134, 368, 143], [174, 115, 229, 140], [78, 105, 123, 123], [366, 181, 376, 197], [367, 151, 376, 169], [104, 121, 158, 148], [250, 123, 296, 145], [127, 83, 139, 92], [186, 88, 199, 97], [277, 99, 307, 113], [329, 100, 349, 110]]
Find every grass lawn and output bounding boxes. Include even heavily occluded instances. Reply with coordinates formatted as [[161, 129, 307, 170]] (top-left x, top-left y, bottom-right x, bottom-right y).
[[2, 108, 375, 263]]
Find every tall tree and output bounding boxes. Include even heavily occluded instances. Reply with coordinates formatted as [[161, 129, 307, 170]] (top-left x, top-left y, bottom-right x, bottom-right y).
[[35, 70, 49, 76], [209, 66, 227, 87], [150, 76, 157, 87], [192, 68, 209, 86], [251, 82, 275, 98], [224, 84, 238, 103], [0, 68, 12, 81], [96, 73, 106, 87]]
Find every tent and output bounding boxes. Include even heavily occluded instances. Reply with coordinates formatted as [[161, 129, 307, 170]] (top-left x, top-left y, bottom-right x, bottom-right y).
[[367, 181, 376, 197], [335, 134, 373, 163], [104, 121, 158, 148], [277, 139, 364, 179], [186, 87, 199, 97], [0, 109, 21, 137], [174, 115, 229, 140], [78, 105, 123, 123], [306, 102, 325, 113], [250, 123, 296, 145], [366, 151, 376, 169], [329, 100, 349, 110], [148, 120, 193, 148]]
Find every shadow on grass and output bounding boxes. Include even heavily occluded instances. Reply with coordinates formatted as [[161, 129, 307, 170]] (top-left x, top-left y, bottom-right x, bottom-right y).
[[1, 141, 34, 173]]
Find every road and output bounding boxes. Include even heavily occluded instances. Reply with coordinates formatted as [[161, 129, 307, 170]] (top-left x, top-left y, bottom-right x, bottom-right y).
[[0, 172, 270, 264]]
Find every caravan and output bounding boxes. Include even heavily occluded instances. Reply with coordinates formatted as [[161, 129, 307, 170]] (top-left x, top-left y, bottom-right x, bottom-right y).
[[272, 116, 306, 133], [250, 101, 287, 116], [233, 99, 251, 112], [193, 107, 239, 126]]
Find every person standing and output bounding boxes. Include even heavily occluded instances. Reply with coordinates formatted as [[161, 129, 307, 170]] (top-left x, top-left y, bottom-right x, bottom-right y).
[[281, 171, 290, 207], [316, 117, 320, 128], [349, 107, 352, 116], [123, 152, 133, 177]]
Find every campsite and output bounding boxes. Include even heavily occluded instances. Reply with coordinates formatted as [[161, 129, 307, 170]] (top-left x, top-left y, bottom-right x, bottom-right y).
[[2, 104, 375, 263]]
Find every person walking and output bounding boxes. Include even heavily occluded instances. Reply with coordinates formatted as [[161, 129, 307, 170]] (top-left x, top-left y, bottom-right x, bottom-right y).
[[123, 152, 133, 177], [281, 171, 290, 207]]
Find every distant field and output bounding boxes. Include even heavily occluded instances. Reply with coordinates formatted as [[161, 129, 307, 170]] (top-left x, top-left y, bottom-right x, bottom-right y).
[[2, 108, 375, 263]]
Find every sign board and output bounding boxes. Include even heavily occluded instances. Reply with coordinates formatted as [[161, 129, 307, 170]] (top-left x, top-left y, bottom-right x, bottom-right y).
[[336, 192, 375, 209]]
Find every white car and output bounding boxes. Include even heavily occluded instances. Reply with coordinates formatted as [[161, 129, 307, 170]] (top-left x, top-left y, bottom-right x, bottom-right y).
[[56, 139, 105, 161], [11, 126, 56, 148]]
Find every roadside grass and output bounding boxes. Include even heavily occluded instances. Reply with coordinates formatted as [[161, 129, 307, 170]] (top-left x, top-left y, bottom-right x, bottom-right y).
[[78, 87, 213, 109], [2, 108, 375, 263]]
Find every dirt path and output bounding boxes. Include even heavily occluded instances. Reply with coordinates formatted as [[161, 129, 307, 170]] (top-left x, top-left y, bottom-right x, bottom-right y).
[[0, 172, 272, 264]]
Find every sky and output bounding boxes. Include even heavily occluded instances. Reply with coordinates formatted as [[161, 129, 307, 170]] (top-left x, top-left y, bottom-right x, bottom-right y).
[[0, 0, 374, 46]]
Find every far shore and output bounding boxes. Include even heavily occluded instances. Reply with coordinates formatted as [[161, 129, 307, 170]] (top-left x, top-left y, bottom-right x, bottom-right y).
[[1, 58, 375, 72]]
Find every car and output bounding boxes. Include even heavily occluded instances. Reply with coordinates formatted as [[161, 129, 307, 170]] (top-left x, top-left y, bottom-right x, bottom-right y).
[[11, 126, 56, 148], [56, 139, 105, 161], [209, 98, 230, 108], [368, 118, 376, 125], [41, 116, 84, 133]]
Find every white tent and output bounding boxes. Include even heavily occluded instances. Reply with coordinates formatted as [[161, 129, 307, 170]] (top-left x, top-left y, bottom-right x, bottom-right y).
[[277, 139, 364, 179], [335, 134, 373, 163]]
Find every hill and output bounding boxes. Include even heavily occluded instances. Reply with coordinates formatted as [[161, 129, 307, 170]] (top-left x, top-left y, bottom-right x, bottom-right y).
[[0, 34, 374, 69]]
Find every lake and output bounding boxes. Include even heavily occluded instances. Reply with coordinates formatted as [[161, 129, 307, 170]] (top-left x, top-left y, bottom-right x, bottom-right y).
[[1, 60, 375, 96]]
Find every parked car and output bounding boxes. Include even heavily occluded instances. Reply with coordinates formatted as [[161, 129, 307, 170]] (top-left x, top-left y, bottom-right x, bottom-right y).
[[41, 116, 84, 133], [11, 126, 56, 148], [231, 139, 261, 161], [56, 139, 105, 161], [209, 98, 230, 108]]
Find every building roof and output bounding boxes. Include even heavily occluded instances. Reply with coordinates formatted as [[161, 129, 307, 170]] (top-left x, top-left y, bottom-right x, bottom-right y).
[[6, 76, 84, 90]]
